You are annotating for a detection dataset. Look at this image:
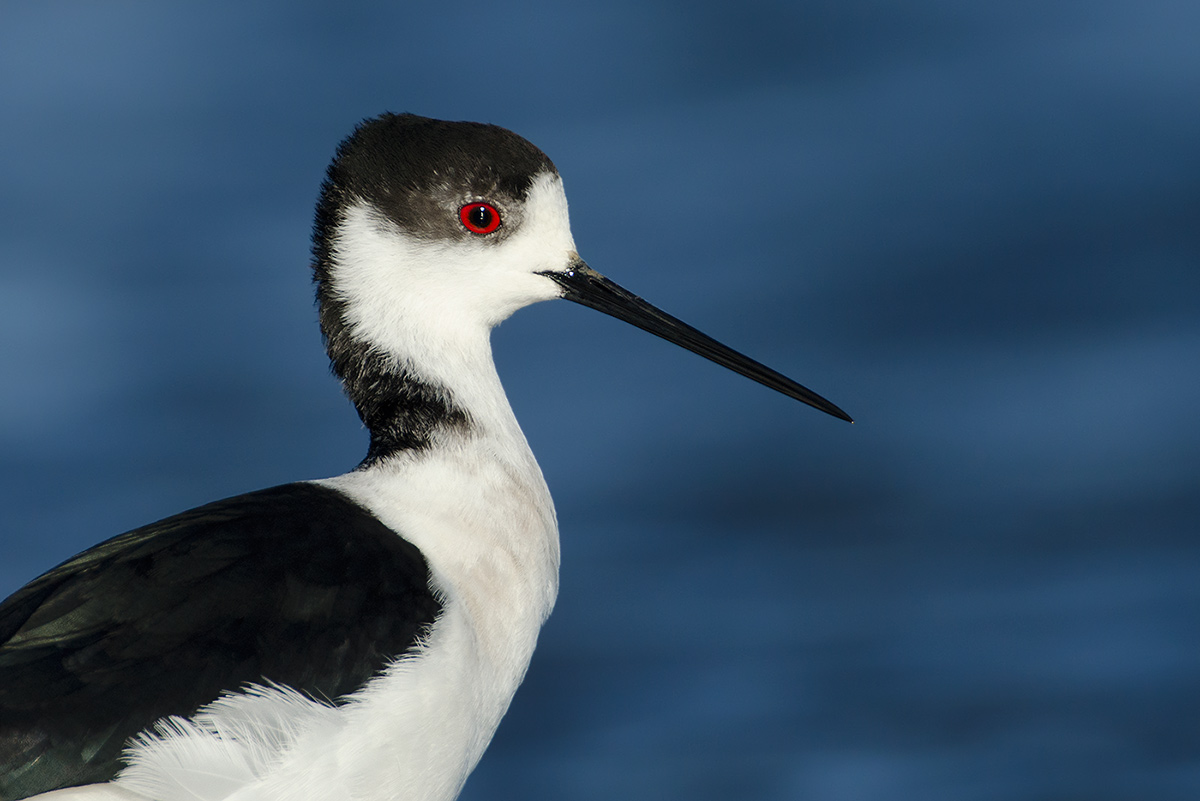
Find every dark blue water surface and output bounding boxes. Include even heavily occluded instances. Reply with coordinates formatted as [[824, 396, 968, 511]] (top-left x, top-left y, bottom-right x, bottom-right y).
[[2, 3, 1198, 799]]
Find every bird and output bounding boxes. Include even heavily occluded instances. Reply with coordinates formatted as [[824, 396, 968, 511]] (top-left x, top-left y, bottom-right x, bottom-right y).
[[0, 113, 851, 801]]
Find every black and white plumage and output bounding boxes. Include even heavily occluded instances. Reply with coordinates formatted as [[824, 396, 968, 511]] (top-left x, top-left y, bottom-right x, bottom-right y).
[[0, 113, 850, 801], [0, 485, 439, 796]]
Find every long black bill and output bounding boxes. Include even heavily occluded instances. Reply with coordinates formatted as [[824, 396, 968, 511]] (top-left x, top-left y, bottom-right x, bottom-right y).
[[541, 261, 853, 423]]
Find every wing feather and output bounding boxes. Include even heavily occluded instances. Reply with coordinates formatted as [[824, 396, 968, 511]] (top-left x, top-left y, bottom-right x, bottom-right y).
[[0, 483, 441, 800]]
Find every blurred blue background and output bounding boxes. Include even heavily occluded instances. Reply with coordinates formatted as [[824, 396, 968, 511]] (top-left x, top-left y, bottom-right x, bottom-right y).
[[1, 2, 1198, 799]]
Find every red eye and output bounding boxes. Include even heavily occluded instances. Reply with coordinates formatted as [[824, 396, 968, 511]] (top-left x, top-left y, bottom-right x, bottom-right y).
[[459, 202, 501, 234]]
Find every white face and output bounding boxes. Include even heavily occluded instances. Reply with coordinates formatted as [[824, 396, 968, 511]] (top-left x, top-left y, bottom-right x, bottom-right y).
[[327, 170, 578, 366]]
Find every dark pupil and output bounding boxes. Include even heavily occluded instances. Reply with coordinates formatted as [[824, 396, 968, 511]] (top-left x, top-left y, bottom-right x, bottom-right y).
[[469, 205, 492, 229]]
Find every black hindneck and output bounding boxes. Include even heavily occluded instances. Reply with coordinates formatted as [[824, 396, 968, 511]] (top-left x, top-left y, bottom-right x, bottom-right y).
[[339, 348, 470, 466]]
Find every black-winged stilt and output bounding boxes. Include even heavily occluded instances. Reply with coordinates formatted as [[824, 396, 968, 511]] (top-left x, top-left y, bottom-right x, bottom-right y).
[[0, 113, 850, 801]]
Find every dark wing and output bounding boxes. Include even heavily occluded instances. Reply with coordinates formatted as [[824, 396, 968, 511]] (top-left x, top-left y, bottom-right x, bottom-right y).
[[0, 482, 441, 800]]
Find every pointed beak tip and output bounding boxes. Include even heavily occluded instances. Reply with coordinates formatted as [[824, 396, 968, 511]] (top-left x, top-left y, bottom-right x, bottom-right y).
[[829, 409, 854, 424], [543, 265, 853, 425]]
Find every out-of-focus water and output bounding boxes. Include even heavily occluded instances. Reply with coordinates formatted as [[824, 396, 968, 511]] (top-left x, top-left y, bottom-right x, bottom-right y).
[[1, 2, 1197, 799]]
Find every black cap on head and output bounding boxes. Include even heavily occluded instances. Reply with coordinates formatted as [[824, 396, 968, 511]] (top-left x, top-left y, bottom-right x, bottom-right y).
[[316, 113, 557, 242]]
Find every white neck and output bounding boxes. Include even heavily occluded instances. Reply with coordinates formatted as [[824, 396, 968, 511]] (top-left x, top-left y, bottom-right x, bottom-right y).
[[309, 375, 560, 799]]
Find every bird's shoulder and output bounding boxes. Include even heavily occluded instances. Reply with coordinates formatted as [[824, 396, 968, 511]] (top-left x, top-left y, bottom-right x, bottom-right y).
[[0, 481, 441, 799]]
